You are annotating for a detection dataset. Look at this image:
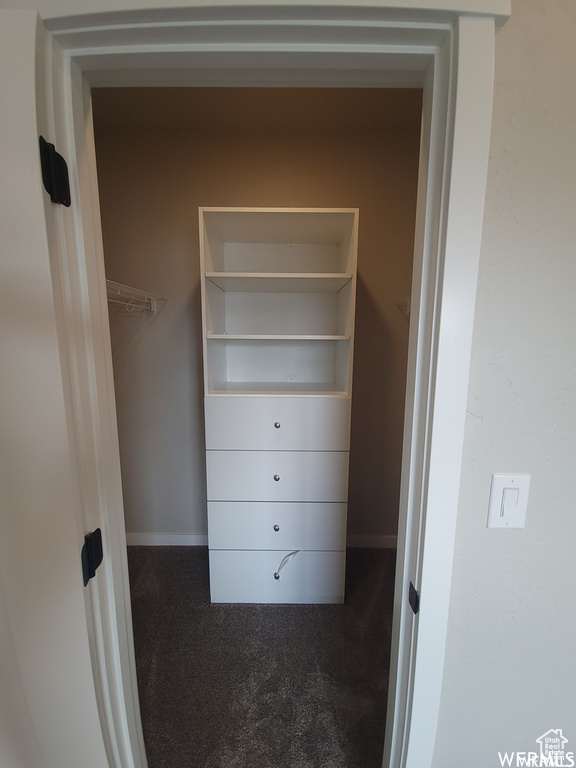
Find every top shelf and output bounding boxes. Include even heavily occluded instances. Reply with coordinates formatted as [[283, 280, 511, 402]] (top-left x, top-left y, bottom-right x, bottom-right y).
[[200, 208, 358, 275], [200, 208, 357, 244], [206, 272, 352, 293]]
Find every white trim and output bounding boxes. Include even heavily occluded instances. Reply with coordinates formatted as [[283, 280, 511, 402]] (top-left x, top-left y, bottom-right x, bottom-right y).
[[128, 534, 396, 549], [38, 7, 505, 768], [407, 19, 496, 767], [39, 1, 511, 28], [383, 40, 451, 768], [128, 533, 394, 548], [51, 56, 149, 768], [126, 534, 208, 547], [347, 535, 398, 549], [385, 17, 497, 768]]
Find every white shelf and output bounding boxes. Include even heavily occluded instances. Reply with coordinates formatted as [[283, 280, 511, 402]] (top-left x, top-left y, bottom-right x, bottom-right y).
[[205, 338, 351, 395], [206, 273, 352, 293], [208, 381, 349, 395], [207, 334, 350, 341], [206, 281, 352, 337], [200, 208, 357, 274], [200, 208, 357, 397], [200, 208, 358, 604]]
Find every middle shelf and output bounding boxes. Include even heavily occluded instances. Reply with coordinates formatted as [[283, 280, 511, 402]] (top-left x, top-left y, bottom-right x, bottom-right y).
[[205, 272, 352, 292], [205, 277, 353, 337]]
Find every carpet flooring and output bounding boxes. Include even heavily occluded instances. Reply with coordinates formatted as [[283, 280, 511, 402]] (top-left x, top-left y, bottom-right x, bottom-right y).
[[127, 546, 395, 768]]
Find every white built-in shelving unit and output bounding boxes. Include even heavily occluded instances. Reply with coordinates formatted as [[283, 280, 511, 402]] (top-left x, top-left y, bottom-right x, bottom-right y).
[[199, 207, 358, 603]]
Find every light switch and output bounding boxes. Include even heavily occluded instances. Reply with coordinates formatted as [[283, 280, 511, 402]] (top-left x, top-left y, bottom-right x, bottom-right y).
[[487, 474, 530, 528], [501, 487, 519, 518]]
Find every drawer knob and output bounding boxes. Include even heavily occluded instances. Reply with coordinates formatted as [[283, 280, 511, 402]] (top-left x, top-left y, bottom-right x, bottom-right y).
[[274, 572, 280, 580], [273, 474, 280, 481], [273, 525, 280, 532], [274, 422, 281, 429]]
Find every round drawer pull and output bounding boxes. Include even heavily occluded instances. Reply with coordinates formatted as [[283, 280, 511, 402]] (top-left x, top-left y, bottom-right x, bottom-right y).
[[274, 422, 281, 429], [273, 474, 280, 481], [273, 525, 280, 532], [274, 572, 280, 580]]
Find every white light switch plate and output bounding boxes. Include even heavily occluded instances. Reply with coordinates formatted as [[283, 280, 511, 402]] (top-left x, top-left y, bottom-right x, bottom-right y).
[[487, 474, 531, 529]]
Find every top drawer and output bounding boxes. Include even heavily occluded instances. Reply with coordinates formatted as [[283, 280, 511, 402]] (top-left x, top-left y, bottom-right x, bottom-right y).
[[204, 396, 351, 451]]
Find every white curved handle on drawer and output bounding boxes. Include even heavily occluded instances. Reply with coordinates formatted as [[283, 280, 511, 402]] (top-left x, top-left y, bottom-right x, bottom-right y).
[[273, 550, 300, 580]]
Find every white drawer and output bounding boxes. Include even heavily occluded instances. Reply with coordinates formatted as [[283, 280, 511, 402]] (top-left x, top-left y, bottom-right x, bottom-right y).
[[208, 501, 347, 550], [206, 450, 349, 502], [209, 549, 345, 604], [204, 396, 350, 451]]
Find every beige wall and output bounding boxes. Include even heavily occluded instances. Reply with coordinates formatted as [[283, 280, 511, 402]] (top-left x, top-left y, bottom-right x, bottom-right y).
[[93, 95, 421, 540]]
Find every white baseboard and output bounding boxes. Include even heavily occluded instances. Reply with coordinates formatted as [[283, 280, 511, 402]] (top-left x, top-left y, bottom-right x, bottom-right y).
[[346, 535, 397, 549], [126, 533, 208, 546], [126, 533, 396, 549]]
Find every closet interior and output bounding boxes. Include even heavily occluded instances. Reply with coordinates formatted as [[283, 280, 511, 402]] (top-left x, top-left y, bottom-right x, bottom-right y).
[[92, 86, 422, 767]]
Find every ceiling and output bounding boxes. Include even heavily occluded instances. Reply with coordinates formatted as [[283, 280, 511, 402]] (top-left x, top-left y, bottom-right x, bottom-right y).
[[92, 87, 423, 133]]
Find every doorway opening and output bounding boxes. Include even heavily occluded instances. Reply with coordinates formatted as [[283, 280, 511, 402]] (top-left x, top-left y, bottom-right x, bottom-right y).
[[90, 86, 422, 766]]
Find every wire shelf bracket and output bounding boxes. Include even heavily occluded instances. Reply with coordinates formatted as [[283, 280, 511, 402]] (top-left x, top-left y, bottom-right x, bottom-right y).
[[106, 279, 166, 314]]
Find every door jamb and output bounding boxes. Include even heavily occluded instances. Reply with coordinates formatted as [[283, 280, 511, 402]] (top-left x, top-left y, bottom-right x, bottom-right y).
[[42, 8, 501, 768]]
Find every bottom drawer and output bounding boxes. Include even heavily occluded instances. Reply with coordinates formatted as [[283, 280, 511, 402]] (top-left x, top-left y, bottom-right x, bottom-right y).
[[209, 549, 345, 604]]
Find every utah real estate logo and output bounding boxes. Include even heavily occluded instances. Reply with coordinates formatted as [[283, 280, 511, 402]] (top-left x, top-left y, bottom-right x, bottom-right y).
[[499, 730, 574, 767]]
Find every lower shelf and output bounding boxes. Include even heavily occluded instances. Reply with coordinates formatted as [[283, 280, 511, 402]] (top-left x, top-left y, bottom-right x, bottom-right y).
[[209, 549, 345, 604], [206, 338, 351, 395], [208, 381, 349, 395]]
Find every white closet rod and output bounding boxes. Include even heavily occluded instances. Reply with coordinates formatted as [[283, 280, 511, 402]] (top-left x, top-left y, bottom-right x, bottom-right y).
[[106, 279, 166, 314]]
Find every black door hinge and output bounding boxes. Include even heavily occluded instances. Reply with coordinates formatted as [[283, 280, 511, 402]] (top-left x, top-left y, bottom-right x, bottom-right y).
[[39, 136, 71, 207], [409, 581, 420, 615], [81, 528, 103, 586]]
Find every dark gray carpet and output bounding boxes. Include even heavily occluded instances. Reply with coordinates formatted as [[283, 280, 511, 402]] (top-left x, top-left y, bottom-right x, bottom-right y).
[[127, 547, 395, 768]]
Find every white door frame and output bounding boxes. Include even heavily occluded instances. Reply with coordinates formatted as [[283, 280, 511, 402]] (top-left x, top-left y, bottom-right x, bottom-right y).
[[40, 5, 506, 767]]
